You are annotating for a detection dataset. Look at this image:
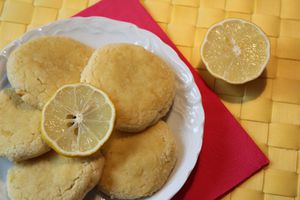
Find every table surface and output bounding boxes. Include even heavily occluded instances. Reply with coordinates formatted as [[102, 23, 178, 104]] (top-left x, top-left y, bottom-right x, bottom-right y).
[[0, 0, 300, 199]]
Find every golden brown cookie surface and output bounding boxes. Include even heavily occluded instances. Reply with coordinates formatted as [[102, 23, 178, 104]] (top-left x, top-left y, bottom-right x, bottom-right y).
[[7, 36, 93, 109], [81, 44, 176, 132], [0, 89, 49, 161], [7, 151, 105, 200], [98, 121, 177, 199]]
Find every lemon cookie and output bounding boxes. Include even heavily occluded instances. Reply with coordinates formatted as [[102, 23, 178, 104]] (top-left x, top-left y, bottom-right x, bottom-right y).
[[98, 121, 177, 199], [7, 36, 93, 109], [81, 44, 176, 132], [0, 89, 49, 161], [7, 151, 105, 200]]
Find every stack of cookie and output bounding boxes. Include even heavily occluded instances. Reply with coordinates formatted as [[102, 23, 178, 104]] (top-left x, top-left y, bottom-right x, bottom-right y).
[[0, 37, 177, 200]]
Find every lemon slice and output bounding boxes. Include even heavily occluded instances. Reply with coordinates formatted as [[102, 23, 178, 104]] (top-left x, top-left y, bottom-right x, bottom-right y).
[[41, 83, 115, 157], [201, 18, 270, 84]]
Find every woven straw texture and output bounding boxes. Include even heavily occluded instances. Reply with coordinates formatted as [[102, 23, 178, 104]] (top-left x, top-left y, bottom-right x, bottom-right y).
[[0, 0, 299, 199]]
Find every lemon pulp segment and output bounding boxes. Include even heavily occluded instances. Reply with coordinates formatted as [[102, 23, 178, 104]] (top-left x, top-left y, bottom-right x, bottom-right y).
[[201, 19, 270, 84]]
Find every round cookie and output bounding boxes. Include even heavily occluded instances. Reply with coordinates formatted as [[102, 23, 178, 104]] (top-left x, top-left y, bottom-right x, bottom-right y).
[[98, 121, 177, 199], [81, 44, 176, 132], [7, 151, 105, 200], [0, 89, 50, 161], [7, 36, 94, 109]]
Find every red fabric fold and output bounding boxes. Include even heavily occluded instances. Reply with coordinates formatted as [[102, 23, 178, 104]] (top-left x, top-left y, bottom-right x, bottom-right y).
[[75, 0, 269, 199]]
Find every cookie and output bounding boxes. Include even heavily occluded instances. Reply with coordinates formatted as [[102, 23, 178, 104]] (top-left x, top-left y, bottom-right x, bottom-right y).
[[0, 89, 49, 161], [7, 36, 93, 109], [7, 151, 105, 200], [98, 121, 177, 199], [81, 44, 176, 132]]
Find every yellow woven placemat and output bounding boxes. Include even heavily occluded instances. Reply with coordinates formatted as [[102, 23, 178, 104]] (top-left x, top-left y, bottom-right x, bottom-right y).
[[0, 0, 300, 199]]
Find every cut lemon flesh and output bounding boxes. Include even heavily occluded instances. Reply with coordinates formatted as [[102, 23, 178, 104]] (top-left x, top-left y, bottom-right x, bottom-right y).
[[201, 18, 270, 84], [41, 83, 115, 157]]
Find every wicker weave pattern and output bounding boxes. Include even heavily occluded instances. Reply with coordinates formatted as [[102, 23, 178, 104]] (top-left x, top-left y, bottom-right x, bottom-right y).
[[0, 0, 300, 199]]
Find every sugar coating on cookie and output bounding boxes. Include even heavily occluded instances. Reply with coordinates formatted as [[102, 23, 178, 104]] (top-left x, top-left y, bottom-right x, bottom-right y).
[[7, 151, 105, 200], [7, 36, 94, 109], [81, 44, 176, 132], [0, 89, 50, 161], [98, 121, 177, 199]]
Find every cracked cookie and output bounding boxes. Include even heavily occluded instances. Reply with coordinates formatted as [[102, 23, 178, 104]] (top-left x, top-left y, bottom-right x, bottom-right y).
[[98, 121, 177, 199], [7, 36, 93, 109], [0, 88, 50, 161], [81, 44, 176, 132], [7, 151, 105, 200]]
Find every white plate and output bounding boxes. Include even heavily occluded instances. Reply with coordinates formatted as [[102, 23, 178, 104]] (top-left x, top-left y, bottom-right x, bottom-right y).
[[0, 17, 204, 200]]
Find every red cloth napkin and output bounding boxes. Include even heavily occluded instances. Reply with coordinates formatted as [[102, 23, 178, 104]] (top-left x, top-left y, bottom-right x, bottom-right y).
[[75, 0, 269, 199]]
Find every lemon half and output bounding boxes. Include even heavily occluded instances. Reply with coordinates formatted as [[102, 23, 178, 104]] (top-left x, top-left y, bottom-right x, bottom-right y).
[[41, 83, 115, 157], [201, 18, 270, 84]]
